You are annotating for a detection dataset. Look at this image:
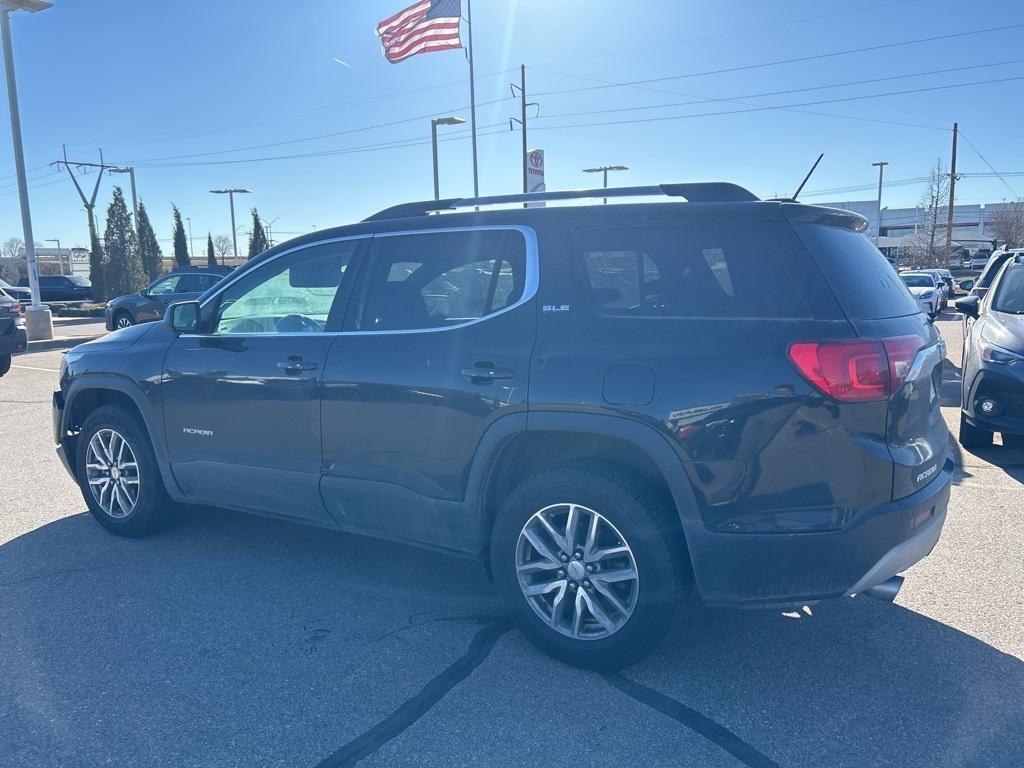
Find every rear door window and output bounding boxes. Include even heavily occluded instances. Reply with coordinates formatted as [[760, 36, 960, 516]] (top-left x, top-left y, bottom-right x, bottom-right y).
[[574, 221, 833, 319], [358, 229, 528, 331], [792, 223, 920, 319]]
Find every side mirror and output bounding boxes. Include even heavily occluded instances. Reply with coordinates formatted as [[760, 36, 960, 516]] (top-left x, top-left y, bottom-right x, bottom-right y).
[[955, 295, 980, 319], [163, 300, 201, 333], [958, 279, 975, 292]]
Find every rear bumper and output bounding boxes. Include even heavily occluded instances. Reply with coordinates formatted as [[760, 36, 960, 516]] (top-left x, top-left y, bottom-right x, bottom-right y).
[[0, 325, 27, 355], [683, 457, 953, 607]]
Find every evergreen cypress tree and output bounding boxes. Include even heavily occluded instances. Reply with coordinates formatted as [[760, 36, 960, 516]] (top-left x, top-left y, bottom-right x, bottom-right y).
[[206, 233, 217, 267], [136, 200, 164, 281], [171, 205, 190, 267], [103, 187, 146, 299], [247, 208, 269, 259], [88, 228, 106, 302]]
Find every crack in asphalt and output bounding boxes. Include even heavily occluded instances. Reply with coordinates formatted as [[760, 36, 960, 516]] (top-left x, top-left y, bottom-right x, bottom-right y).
[[312, 616, 512, 768], [603, 672, 782, 768]]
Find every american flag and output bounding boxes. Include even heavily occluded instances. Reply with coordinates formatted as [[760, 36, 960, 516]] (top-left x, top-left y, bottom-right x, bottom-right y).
[[376, 0, 463, 64]]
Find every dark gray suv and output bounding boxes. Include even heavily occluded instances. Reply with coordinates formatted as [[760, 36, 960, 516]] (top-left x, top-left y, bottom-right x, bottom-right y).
[[104, 267, 232, 330], [52, 184, 952, 668]]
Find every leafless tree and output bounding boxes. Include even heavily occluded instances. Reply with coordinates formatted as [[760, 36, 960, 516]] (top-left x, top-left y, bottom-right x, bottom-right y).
[[911, 160, 951, 268], [212, 234, 234, 263], [1, 236, 24, 260], [987, 200, 1024, 249]]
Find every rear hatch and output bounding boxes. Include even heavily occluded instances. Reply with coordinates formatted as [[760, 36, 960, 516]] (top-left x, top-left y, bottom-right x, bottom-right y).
[[0, 296, 16, 336], [787, 207, 948, 500]]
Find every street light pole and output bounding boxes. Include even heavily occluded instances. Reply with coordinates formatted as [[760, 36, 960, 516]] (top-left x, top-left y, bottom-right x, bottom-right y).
[[872, 161, 888, 246], [583, 165, 629, 204], [45, 238, 61, 274], [210, 188, 251, 261], [430, 116, 465, 200], [1, 0, 53, 340], [186, 216, 194, 260], [108, 166, 140, 233]]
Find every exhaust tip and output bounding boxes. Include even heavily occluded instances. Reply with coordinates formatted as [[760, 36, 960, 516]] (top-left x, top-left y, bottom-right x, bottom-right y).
[[861, 575, 904, 602]]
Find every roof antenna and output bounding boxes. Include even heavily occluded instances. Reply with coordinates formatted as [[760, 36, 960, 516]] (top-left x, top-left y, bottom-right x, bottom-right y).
[[791, 153, 824, 202]]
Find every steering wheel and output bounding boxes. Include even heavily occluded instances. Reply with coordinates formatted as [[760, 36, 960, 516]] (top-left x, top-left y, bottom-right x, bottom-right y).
[[276, 314, 321, 333]]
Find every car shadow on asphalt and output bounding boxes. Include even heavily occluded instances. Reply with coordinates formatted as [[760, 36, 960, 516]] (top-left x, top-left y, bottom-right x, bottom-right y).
[[0, 506, 1022, 767]]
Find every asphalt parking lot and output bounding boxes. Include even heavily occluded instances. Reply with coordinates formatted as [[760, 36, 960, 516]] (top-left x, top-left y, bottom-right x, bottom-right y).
[[1, 313, 1022, 768]]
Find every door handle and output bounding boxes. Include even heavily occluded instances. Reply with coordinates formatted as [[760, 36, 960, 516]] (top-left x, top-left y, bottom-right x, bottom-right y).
[[460, 362, 514, 383], [277, 357, 318, 375]]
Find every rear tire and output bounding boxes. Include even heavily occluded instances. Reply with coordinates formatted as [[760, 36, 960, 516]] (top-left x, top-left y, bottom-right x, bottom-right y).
[[490, 464, 687, 670], [959, 412, 993, 450], [0, 354, 10, 377], [75, 405, 172, 537]]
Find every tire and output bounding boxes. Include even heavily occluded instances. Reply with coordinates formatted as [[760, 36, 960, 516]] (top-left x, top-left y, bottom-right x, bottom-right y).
[[959, 412, 993, 450], [75, 405, 172, 537], [0, 354, 10, 377], [490, 464, 687, 670], [113, 311, 134, 329]]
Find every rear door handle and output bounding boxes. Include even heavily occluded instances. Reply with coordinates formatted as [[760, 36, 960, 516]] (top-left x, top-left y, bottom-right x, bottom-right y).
[[461, 363, 514, 383], [277, 357, 318, 374]]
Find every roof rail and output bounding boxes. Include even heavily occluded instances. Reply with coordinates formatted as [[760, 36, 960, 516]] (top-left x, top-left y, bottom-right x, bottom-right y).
[[363, 182, 759, 222]]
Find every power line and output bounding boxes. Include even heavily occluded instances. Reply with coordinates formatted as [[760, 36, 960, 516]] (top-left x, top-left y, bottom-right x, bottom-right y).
[[530, 74, 1024, 132], [957, 131, 1020, 198], [530, 23, 1024, 99], [539, 58, 1024, 120]]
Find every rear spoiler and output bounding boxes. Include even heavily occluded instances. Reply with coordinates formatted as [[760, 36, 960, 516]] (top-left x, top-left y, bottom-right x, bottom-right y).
[[782, 204, 869, 233]]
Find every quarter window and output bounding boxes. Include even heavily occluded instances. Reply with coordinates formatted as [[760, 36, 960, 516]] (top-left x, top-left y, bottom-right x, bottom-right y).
[[212, 240, 358, 334], [359, 229, 527, 331]]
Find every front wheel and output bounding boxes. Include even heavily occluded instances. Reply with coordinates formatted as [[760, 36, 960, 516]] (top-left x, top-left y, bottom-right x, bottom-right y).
[[490, 464, 687, 670], [113, 311, 134, 329], [75, 405, 172, 537]]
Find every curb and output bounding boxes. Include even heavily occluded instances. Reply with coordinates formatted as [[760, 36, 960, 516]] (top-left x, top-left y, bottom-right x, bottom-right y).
[[24, 334, 104, 353]]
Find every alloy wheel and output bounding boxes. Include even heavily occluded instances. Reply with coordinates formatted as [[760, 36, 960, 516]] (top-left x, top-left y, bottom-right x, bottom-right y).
[[515, 503, 639, 640], [115, 315, 133, 329], [85, 428, 140, 519]]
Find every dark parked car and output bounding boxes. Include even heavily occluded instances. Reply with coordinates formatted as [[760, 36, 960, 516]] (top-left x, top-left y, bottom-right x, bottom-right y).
[[104, 267, 233, 330], [955, 258, 1024, 450], [53, 183, 952, 668], [0, 278, 31, 304], [0, 289, 28, 376], [18, 274, 92, 302]]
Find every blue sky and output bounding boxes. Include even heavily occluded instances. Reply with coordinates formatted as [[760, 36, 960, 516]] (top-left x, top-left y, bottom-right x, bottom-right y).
[[1, 0, 1022, 252]]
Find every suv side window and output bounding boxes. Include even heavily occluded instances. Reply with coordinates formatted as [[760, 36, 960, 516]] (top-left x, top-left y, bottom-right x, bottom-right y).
[[212, 240, 359, 334], [148, 275, 181, 295], [358, 229, 527, 331], [575, 221, 818, 319], [176, 273, 208, 293]]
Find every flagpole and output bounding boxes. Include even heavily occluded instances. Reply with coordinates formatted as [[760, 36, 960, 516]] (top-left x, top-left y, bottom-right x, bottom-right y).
[[466, 0, 479, 198]]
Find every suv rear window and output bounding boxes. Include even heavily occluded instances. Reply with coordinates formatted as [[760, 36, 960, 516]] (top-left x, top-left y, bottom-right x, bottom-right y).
[[574, 221, 828, 319], [792, 223, 920, 319]]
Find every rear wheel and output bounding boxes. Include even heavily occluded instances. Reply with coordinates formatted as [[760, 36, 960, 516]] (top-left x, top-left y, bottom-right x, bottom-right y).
[[959, 412, 993, 450], [490, 464, 687, 670], [113, 311, 134, 329], [0, 354, 10, 377], [75, 405, 172, 537]]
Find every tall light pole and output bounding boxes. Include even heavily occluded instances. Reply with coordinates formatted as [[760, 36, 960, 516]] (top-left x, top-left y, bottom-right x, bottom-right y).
[[108, 166, 140, 234], [430, 116, 465, 200], [872, 161, 888, 246], [210, 188, 250, 262], [1, 0, 53, 340], [583, 165, 629, 204]]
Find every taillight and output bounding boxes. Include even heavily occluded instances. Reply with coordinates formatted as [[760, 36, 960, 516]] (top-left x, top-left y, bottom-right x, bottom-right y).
[[8, 302, 21, 314], [788, 335, 922, 402]]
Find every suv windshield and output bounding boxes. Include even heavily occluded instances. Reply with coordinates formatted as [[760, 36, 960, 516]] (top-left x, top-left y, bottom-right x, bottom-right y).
[[992, 265, 1024, 314]]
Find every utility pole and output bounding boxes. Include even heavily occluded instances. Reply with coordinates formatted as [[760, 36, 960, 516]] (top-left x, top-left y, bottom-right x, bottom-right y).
[[53, 147, 111, 300], [186, 216, 194, 260], [945, 122, 959, 255], [872, 161, 888, 246], [509, 65, 539, 204], [2, 0, 53, 340]]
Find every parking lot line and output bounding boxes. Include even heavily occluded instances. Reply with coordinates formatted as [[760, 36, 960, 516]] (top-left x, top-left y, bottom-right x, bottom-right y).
[[11, 364, 58, 373]]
